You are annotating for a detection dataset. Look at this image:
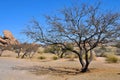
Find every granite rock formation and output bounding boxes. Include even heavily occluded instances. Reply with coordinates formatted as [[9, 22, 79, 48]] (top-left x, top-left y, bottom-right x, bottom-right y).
[[0, 30, 19, 46]]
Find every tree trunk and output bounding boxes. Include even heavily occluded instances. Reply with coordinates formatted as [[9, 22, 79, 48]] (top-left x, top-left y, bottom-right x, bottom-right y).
[[81, 51, 90, 72], [21, 51, 27, 58], [77, 51, 86, 71], [81, 62, 89, 72], [0, 50, 3, 56], [78, 51, 91, 72]]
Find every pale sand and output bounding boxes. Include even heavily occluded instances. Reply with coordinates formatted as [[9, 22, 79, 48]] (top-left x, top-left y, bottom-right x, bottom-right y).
[[0, 56, 120, 80]]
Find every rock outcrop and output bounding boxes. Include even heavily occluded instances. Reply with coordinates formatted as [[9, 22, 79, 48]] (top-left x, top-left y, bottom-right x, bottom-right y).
[[0, 30, 19, 46]]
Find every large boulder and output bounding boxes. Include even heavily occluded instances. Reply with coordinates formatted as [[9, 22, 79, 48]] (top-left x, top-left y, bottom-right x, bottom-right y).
[[0, 37, 7, 44], [0, 30, 19, 46], [3, 30, 15, 40]]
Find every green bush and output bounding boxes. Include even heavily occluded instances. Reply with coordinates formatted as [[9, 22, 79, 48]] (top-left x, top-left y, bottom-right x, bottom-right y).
[[106, 54, 119, 63], [38, 56, 46, 60]]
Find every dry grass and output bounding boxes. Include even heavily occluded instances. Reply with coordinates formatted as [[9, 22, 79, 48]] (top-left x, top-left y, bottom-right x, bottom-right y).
[[106, 54, 119, 63]]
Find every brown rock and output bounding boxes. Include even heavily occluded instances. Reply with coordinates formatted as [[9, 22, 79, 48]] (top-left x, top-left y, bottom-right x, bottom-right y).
[[0, 37, 7, 44], [0, 30, 19, 46], [3, 30, 15, 39], [3, 30, 19, 45]]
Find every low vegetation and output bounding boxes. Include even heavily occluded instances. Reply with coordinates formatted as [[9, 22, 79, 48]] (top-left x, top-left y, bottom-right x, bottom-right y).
[[106, 54, 119, 63], [114, 42, 120, 48], [52, 56, 58, 60], [38, 56, 46, 60]]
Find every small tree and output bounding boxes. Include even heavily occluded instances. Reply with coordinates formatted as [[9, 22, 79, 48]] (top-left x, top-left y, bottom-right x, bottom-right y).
[[44, 43, 73, 58], [23, 2, 120, 72]]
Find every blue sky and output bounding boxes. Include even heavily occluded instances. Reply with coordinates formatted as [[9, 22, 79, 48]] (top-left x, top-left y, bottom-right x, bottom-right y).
[[0, 0, 120, 42]]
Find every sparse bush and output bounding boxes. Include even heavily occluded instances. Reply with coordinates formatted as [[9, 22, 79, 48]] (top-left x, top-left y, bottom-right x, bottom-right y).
[[37, 50, 43, 54], [99, 52, 107, 57], [44, 44, 74, 57], [52, 56, 58, 60], [100, 46, 107, 51], [115, 42, 120, 48], [66, 43, 74, 51], [115, 48, 120, 55], [38, 56, 46, 60], [44, 45, 58, 53], [37, 47, 44, 54], [94, 46, 107, 57], [44, 48, 50, 53], [106, 54, 119, 63]]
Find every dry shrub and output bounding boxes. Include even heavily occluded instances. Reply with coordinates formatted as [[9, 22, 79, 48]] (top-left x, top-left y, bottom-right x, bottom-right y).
[[37, 47, 44, 54], [106, 54, 119, 63], [52, 56, 58, 60], [38, 56, 46, 60]]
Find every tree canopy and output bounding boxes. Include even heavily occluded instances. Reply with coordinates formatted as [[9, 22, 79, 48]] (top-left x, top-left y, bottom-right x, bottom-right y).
[[23, 2, 120, 72]]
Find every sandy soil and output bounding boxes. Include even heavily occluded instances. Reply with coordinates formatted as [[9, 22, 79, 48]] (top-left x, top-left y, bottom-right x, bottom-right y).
[[0, 55, 120, 80]]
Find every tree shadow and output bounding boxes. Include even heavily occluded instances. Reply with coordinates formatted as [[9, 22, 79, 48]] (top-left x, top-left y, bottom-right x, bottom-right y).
[[117, 73, 120, 75], [12, 66, 84, 75]]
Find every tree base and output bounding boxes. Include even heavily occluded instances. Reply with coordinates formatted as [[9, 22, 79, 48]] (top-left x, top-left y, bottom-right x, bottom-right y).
[[81, 68, 89, 72]]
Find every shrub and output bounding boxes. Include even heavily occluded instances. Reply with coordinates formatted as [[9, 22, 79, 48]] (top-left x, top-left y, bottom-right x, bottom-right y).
[[100, 46, 107, 51], [115, 42, 120, 48], [43, 45, 60, 53], [37, 50, 43, 54], [37, 47, 44, 54], [52, 56, 58, 60], [44, 48, 50, 53], [99, 52, 107, 57], [94, 48, 106, 57], [106, 54, 119, 63], [38, 56, 46, 60]]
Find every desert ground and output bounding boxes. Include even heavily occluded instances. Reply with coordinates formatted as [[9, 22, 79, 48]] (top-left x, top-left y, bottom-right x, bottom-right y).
[[0, 50, 120, 80]]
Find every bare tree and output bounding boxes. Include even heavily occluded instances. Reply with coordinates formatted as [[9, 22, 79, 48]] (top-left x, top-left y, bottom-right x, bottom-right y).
[[0, 44, 22, 57], [23, 2, 120, 72], [17, 43, 39, 59]]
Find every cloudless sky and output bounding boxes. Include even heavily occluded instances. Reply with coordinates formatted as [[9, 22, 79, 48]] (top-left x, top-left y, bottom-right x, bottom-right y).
[[0, 0, 120, 43]]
